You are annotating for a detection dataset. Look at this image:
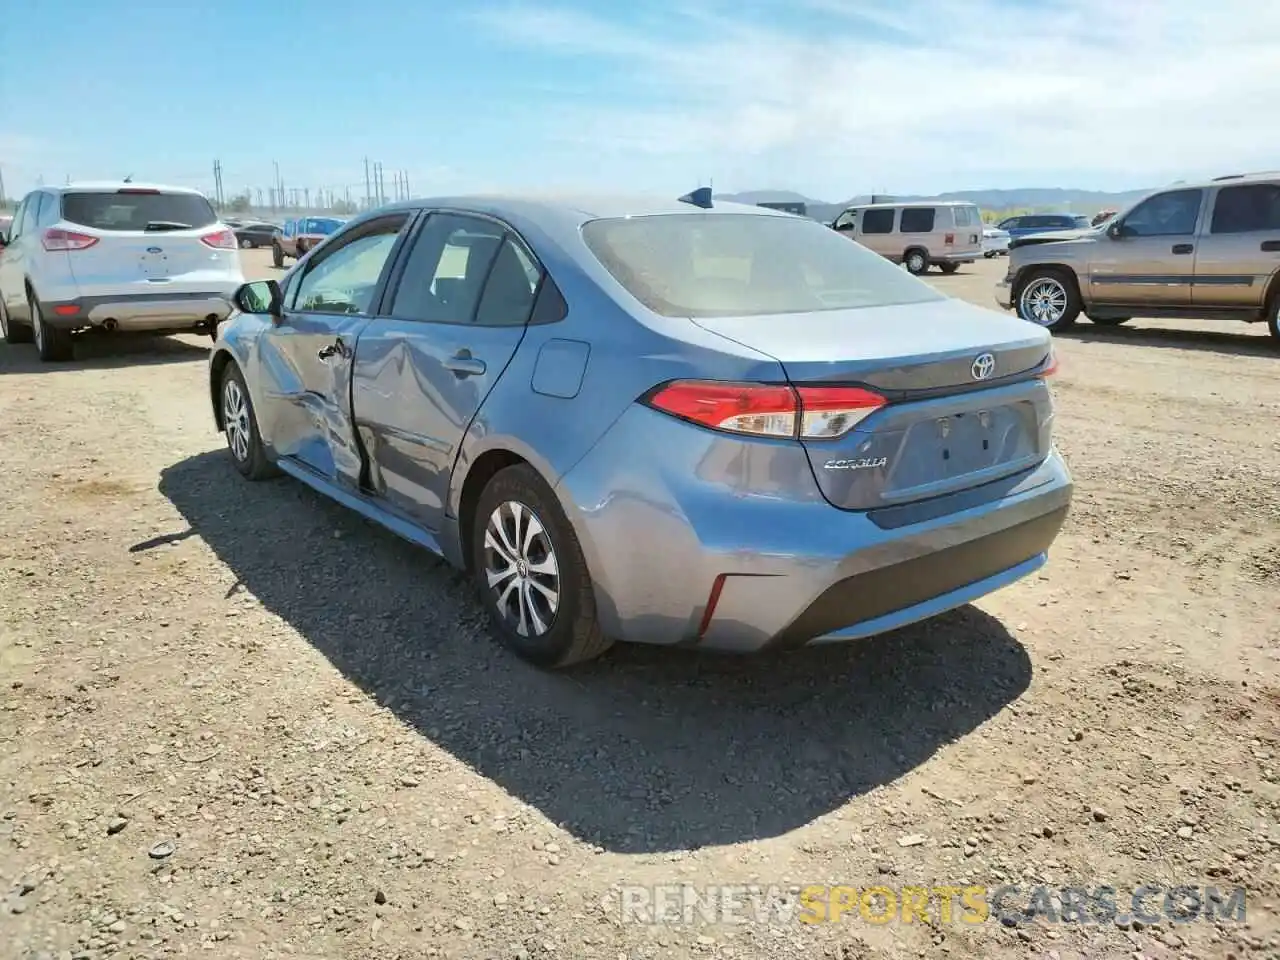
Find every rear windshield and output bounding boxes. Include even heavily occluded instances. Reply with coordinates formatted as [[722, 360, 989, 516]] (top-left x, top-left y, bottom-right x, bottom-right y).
[[582, 213, 944, 318], [61, 191, 218, 231], [305, 218, 343, 234]]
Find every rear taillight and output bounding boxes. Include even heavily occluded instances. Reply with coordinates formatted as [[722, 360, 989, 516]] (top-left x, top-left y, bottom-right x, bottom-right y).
[[200, 229, 237, 249], [944, 232, 955, 245], [644, 380, 886, 440], [42, 228, 98, 251]]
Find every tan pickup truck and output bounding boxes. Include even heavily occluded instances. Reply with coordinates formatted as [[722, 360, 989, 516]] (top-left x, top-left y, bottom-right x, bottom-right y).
[[271, 216, 347, 267]]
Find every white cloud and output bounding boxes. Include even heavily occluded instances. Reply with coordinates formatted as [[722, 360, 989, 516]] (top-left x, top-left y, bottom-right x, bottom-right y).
[[472, 0, 1280, 196]]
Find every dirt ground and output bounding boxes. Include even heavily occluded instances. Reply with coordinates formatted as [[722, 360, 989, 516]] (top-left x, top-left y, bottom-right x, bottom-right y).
[[2, 252, 1278, 960]]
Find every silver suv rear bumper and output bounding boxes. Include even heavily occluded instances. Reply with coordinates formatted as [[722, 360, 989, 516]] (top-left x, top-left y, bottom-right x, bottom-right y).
[[41, 292, 235, 332]]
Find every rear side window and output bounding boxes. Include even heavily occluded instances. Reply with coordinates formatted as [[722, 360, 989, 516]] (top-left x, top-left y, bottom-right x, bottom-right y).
[[899, 207, 936, 233], [582, 212, 943, 319], [61, 190, 218, 231], [1210, 184, 1280, 234], [390, 213, 511, 324], [860, 208, 895, 234]]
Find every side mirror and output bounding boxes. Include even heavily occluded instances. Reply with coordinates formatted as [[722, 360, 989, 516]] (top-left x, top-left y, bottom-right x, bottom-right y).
[[234, 279, 282, 318], [1106, 221, 1124, 239], [833, 221, 854, 232]]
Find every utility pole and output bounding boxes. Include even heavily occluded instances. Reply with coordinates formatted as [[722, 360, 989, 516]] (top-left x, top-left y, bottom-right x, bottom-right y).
[[273, 160, 282, 204], [304, 187, 311, 210], [0, 164, 7, 208], [403, 170, 409, 199], [364, 157, 372, 209]]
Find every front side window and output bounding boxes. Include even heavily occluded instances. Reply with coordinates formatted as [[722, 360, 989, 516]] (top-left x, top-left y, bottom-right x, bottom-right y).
[[1120, 189, 1203, 237], [294, 217, 406, 315], [899, 207, 936, 233], [998, 217, 1020, 230], [582, 213, 944, 319], [860, 208, 895, 234], [832, 209, 856, 231], [1210, 184, 1280, 234]]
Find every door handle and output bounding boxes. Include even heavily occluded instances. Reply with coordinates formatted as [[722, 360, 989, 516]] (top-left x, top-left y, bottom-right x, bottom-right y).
[[317, 337, 348, 360], [1171, 243, 1193, 255], [443, 351, 486, 378], [1262, 240, 1280, 252]]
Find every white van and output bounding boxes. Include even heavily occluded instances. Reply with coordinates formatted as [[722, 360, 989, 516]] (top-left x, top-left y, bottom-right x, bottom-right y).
[[831, 201, 984, 275]]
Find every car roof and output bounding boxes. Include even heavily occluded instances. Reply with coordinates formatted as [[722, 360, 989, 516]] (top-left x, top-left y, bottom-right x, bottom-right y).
[[376, 192, 791, 226], [850, 200, 977, 209], [46, 181, 207, 195]]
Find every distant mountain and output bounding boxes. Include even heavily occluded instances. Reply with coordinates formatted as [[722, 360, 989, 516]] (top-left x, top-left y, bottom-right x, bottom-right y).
[[714, 187, 1152, 223]]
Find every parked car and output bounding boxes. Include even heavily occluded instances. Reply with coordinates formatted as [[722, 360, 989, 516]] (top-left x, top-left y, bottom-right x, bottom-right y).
[[0, 181, 245, 361], [831, 201, 984, 274], [233, 221, 282, 249], [983, 225, 1011, 258], [209, 191, 1071, 668], [1091, 210, 1118, 227], [995, 171, 1280, 339], [0, 215, 12, 237], [272, 216, 345, 267], [997, 213, 1092, 239]]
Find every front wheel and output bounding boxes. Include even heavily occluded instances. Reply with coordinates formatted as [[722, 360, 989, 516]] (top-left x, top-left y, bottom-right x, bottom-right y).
[[1016, 269, 1081, 332], [271, 243, 284, 268], [1268, 296, 1280, 342], [903, 249, 929, 275], [30, 292, 73, 362], [220, 363, 278, 480], [0, 294, 33, 344], [471, 464, 612, 668], [239, 237, 255, 249], [939, 263, 960, 275]]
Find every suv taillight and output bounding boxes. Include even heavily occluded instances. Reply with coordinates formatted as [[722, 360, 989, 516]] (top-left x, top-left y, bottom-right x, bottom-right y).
[[200, 229, 237, 250], [42, 228, 99, 252], [944, 232, 955, 245], [643, 380, 887, 440]]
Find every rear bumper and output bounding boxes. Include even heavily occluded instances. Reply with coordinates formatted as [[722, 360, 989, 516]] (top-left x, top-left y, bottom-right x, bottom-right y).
[[556, 403, 1073, 654], [41, 291, 237, 332]]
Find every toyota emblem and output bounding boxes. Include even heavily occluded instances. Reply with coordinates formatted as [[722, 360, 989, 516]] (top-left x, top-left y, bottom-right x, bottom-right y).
[[971, 352, 996, 381]]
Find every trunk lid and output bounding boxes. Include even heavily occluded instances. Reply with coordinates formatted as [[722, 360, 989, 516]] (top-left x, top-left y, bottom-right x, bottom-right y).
[[692, 299, 1055, 510]]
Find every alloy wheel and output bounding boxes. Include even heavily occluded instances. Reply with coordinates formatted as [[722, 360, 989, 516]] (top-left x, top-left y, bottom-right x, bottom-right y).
[[1019, 277, 1069, 326], [483, 500, 560, 638], [222, 377, 251, 463], [30, 300, 44, 351]]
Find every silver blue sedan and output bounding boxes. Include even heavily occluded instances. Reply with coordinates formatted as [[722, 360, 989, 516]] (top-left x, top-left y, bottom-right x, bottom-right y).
[[209, 190, 1072, 668]]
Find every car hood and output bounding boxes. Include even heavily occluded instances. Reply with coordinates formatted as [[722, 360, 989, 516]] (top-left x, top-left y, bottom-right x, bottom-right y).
[[1008, 228, 1098, 250]]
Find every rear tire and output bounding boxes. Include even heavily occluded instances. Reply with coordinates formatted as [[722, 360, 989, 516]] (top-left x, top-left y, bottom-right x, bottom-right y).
[[1089, 316, 1130, 326], [239, 237, 254, 249], [271, 243, 284, 268], [471, 464, 612, 669], [1267, 294, 1280, 342], [0, 294, 33, 344], [30, 292, 73, 362], [1015, 268, 1081, 332], [220, 362, 278, 481], [939, 263, 960, 275], [904, 249, 929, 275]]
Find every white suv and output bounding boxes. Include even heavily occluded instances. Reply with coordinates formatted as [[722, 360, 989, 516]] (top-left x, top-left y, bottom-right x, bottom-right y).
[[0, 182, 245, 361]]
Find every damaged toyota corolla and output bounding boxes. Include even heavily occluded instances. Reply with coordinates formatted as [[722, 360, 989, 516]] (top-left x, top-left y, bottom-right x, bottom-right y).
[[208, 188, 1072, 668]]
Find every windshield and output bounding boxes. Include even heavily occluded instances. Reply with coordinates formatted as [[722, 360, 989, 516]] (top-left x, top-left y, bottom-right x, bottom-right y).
[[581, 213, 945, 318], [61, 190, 218, 231], [305, 218, 343, 234]]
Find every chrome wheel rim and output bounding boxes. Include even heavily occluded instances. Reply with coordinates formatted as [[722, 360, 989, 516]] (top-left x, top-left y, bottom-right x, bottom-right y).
[[907, 253, 925, 273], [30, 301, 44, 350], [222, 378, 251, 462], [1020, 277, 1068, 326], [239, 238, 252, 249], [483, 500, 560, 638]]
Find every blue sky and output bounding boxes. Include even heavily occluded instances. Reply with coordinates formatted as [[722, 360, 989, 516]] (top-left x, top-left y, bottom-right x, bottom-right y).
[[2, 0, 1277, 202]]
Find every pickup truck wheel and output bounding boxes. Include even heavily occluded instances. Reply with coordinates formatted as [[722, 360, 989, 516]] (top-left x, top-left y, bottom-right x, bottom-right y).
[[220, 363, 279, 481], [1016, 268, 1081, 332], [471, 464, 612, 669], [0, 295, 33, 344], [271, 243, 284, 268], [903, 249, 929, 275], [1089, 316, 1130, 326], [30, 293, 74, 362]]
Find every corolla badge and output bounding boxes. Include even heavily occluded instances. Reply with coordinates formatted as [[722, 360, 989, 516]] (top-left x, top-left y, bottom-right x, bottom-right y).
[[824, 457, 888, 471], [971, 352, 996, 381]]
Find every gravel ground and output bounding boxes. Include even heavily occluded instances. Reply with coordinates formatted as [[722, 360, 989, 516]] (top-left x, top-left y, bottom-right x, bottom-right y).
[[2, 253, 1279, 960]]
